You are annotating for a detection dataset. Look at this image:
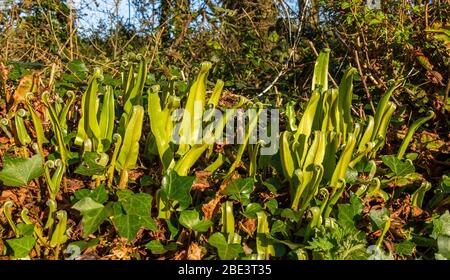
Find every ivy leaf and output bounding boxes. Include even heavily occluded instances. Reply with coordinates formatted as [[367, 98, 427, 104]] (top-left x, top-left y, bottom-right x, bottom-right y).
[[118, 190, 150, 216], [72, 197, 110, 238], [145, 240, 177, 255], [394, 240, 415, 257], [16, 223, 35, 236], [0, 154, 44, 187], [179, 209, 212, 232], [89, 185, 108, 204], [6, 236, 36, 258], [262, 177, 283, 194], [161, 169, 195, 211], [68, 59, 88, 80], [432, 211, 450, 259], [113, 214, 142, 241], [264, 199, 278, 215], [270, 220, 289, 237], [381, 155, 415, 176], [369, 208, 390, 230], [73, 185, 108, 204], [344, 167, 358, 184], [337, 194, 363, 229], [72, 197, 104, 212], [432, 211, 450, 239], [111, 191, 157, 241], [74, 152, 107, 176], [280, 208, 301, 222], [208, 232, 243, 260], [221, 178, 254, 206], [67, 239, 99, 255], [117, 190, 157, 231], [243, 203, 263, 219], [80, 207, 110, 238], [145, 240, 166, 255], [436, 236, 450, 260], [166, 216, 180, 240]]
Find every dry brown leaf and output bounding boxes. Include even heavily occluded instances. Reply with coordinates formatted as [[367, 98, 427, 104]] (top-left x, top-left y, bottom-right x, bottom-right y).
[[192, 171, 211, 192], [187, 242, 204, 260], [109, 238, 135, 260], [0, 190, 18, 203], [411, 206, 430, 220], [219, 172, 240, 193], [149, 219, 168, 241], [17, 188, 29, 206], [0, 63, 7, 81], [128, 169, 145, 182], [219, 90, 240, 108], [390, 194, 411, 222], [241, 218, 257, 236], [172, 250, 187, 260], [11, 73, 40, 110], [192, 180, 210, 192], [65, 178, 85, 193], [213, 142, 226, 153], [202, 195, 222, 220], [426, 70, 444, 85]]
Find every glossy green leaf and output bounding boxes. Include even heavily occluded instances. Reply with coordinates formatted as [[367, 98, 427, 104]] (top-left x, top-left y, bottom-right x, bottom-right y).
[[16, 223, 34, 236], [113, 214, 139, 241], [369, 208, 390, 230], [280, 131, 295, 180], [0, 154, 44, 187], [338, 67, 357, 136], [179, 209, 213, 232], [145, 240, 177, 255], [72, 197, 110, 238], [179, 62, 212, 149], [394, 240, 415, 257], [73, 185, 108, 204], [75, 152, 107, 176], [372, 84, 400, 141], [208, 232, 243, 260], [117, 105, 144, 170], [6, 236, 36, 258], [174, 144, 208, 176], [265, 199, 278, 215], [160, 169, 195, 211], [381, 155, 415, 176], [243, 203, 263, 219], [117, 190, 157, 231], [432, 211, 450, 239], [337, 194, 363, 229], [221, 178, 254, 206]]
